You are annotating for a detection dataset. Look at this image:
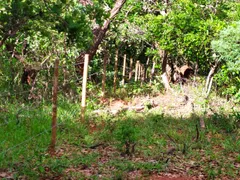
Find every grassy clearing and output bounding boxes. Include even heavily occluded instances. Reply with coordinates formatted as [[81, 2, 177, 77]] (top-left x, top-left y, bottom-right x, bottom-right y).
[[0, 96, 239, 179], [0, 81, 239, 179]]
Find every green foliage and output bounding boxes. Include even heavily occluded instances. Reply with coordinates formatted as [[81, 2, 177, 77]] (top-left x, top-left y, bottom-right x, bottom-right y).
[[0, 0, 110, 103], [1, 0, 240, 178], [144, 0, 229, 73], [114, 118, 140, 155], [212, 21, 240, 101]]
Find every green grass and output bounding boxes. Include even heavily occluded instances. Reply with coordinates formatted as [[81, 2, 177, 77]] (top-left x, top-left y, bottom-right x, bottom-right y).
[[0, 96, 239, 179]]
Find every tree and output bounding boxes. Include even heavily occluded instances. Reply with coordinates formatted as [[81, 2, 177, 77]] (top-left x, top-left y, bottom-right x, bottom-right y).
[[0, 0, 95, 97], [76, 0, 126, 76], [211, 21, 240, 101]]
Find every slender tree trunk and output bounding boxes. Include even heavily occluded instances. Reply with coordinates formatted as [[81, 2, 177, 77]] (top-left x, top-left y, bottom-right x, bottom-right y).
[[205, 60, 219, 98], [129, 57, 133, 80], [206, 77, 213, 98], [155, 43, 172, 91], [135, 61, 139, 82], [141, 64, 145, 86], [113, 49, 119, 93], [161, 51, 172, 91], [138, 62, 141, 81], [150, 61, 155, 85], [76, 0, 126, 75], [145, 57, 150, 80], [101, 50, 108, 97]]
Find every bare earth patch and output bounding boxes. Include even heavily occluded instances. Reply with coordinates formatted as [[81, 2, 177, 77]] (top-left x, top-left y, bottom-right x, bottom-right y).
[[97, 85, 234, 118]]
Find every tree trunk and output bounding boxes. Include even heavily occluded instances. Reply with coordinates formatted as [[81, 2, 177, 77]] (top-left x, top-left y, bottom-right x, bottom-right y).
[[101, 50, 108, 97], [150, 61, 155, 85], [76, 0, 126, 75], [122, 54, 127, 85], [205, 60, 219, 98], [135, 61, 139, 82], [155, 43, 172, 91], [145, 57, 150, 80], [138, 62, 141, 81], [141, 64, 145, 86], [113, 49, 119, 94], [129, 57, 133, 80]]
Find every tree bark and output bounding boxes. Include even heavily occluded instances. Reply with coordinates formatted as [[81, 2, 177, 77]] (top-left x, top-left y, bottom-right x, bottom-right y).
[[113, 49, 119, 94], [145, 57, 150, 80], [101, 50, 108, 97], [138, 62, 141, 81], [150, 61, 155, 85], [205, 60, 219, 98], [129, 57, 133, 80], [141, 64, 145, 86], [76, 0, 126, 75], [155, 43, 172, 91], [135, 61, 139, 82]]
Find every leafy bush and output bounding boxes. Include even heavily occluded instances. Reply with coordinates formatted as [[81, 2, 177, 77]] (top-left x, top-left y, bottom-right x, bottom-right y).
[[113, 119, 140, 155], [212, 21, 240, 101]]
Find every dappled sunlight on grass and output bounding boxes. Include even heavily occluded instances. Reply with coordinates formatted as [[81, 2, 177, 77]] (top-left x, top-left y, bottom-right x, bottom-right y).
[[0, 87, 239, 179]]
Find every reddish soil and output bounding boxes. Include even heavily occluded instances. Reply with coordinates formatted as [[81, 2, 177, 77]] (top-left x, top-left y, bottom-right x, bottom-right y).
[[150, 175, 193, 180]]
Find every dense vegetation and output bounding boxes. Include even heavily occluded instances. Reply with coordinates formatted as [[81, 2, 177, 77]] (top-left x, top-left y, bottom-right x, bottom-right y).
[[0, 0, 239, 179]]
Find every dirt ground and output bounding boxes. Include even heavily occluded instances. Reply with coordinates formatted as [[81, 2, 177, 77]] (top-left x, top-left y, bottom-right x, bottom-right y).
[[101, 84, 234, 118], [89, 84, 237, 180]]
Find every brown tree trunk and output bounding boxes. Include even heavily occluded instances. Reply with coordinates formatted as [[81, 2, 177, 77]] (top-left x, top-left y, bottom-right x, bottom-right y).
[[101, 50, 108, 97], [129, 57, 133, 80], [205, 60, 219, 98], [113, 49, 119, 94], [76, 0, 126, 75], [155, 43, 172, 91], [150, 61, 155, 86], [122, 54, 127, 85], [145, 57, 150, 80], [138, 62, 141, 81]]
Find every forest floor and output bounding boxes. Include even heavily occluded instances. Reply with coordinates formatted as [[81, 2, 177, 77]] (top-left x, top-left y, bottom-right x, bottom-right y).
[[61, 84, 239, 180], [0, 83, 239, 179], [105, 84, 231, 118]]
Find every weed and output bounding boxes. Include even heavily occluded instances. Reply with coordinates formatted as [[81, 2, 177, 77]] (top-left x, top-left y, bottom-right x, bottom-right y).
[[114, 119, 140, 155]]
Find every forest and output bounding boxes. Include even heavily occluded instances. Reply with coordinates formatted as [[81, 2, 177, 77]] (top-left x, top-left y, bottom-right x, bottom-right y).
[[0, 0, 240, 179]]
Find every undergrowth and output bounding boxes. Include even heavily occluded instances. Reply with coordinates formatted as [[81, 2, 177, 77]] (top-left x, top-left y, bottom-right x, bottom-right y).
[[0, 85, 239, 179]]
